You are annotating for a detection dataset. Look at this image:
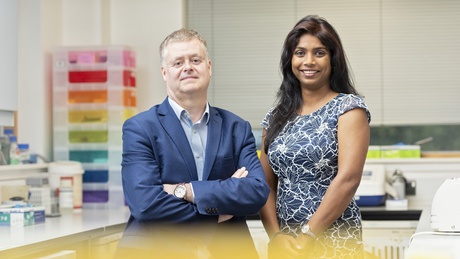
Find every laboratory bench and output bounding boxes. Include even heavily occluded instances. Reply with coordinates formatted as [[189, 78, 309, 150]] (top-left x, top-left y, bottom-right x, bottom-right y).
[[247, 206, 423, 221], [0, 207, 131, 259], [0, 157, 458, 258], [247, 206, 423, 259], [0, 205, 424, 259]]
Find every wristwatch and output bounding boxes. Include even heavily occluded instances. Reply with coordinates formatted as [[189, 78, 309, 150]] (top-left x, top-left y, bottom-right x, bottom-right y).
[[173, 184, 187, 199], [300, 223, 317, 239]]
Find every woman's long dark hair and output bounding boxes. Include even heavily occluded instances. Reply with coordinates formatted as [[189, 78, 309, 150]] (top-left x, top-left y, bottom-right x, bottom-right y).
[[264, 15, 358, 153]]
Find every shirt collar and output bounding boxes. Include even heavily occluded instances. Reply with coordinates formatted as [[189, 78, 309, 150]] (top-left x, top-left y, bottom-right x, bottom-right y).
[[168, 97, 210, 124]]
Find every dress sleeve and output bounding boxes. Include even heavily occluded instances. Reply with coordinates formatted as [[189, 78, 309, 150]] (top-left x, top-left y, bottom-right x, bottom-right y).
[[339, 94, 371, 123], [261, 108, 274, 130]]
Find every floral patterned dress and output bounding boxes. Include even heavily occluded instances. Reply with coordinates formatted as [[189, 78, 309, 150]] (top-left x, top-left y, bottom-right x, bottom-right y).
[[261, 93, 371, 258]]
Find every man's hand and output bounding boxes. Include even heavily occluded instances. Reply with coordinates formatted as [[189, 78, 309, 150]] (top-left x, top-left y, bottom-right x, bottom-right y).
[[163, 183, 176, 195], [232, 167, 248, 178], [218, 214, 233, 223], [162, 167, 249, 223]]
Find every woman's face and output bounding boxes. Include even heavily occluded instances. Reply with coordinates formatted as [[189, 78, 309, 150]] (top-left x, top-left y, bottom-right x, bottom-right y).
[[291, 34, 331, 91]]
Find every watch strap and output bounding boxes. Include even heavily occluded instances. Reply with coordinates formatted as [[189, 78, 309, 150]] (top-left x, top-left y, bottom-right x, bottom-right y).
[[301, 223, 317, 239]]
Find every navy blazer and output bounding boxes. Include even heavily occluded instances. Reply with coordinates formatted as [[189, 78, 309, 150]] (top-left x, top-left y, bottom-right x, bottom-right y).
[[117, 98, 269, 257]]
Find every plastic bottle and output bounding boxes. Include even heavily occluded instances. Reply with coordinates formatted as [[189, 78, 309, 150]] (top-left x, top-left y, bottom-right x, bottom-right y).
[[18, 143, 30, 164], [0, 135, 10, 165], [59, 177, 74, 210], [9, 135, 20, 165], [392, 170, 406, 199]]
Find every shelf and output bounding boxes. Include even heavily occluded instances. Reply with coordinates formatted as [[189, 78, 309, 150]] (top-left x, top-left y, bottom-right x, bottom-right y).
[[366, 158, 460, 164], [360, 208, 422, 221], [0, 163, 48, 172], [365, 158, 460, 174], [0, 163, 48, 181]]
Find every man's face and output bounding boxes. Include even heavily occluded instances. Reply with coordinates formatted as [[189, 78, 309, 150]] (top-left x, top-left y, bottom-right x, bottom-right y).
[[161, 39, 212, 100]]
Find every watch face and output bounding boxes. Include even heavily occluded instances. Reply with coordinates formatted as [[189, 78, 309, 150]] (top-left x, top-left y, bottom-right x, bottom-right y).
[[301, 224, 309, 234], [174, 185, 186, 199], [301, 224, 317, 239]]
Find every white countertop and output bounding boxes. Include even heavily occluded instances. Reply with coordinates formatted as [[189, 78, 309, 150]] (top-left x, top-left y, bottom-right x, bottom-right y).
[[2, 202, 460, 258], [0, 207, 130, 252]]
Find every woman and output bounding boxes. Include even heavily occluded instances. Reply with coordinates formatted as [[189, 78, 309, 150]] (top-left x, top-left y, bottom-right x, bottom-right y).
[[259, 15, 371, 258]]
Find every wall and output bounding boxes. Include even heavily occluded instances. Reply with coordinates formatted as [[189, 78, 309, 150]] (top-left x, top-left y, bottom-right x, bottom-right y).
[[17, 0, 184, 162], [0, 0, 18, 126], [15, 1, 460, 161]]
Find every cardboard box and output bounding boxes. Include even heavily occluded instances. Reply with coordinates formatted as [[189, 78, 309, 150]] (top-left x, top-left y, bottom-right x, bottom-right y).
[[381, 145, 421, 158], [0, 205, 45, 226], [366, 145, 381, 158]]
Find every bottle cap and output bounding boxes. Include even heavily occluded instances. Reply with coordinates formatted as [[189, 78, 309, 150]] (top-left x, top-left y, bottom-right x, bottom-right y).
[[3, 129, 14, 135], [18, 143, 29, 149]]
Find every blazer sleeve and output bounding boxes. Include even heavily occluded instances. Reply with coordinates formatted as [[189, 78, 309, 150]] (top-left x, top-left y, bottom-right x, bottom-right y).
[[191, 120, 270, 216], [121, 114, 214, 224]]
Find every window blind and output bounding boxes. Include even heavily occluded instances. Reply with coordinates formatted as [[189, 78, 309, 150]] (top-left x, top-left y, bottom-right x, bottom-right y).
[[187, 0, 460, 127]]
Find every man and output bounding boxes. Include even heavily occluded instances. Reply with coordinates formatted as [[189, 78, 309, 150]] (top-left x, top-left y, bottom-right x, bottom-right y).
[[114, 29, 270, 259]]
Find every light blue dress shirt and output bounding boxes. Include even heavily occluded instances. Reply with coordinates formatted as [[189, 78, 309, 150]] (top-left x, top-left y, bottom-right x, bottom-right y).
[[168, 97, 209, 181]]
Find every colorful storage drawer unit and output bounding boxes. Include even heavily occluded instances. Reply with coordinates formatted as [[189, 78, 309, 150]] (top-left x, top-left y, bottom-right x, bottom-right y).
[[68, 87, 136, 107], [69, 130, 108, 143], [53, 68, 136, 88], [68, 69, 136, 86], [52, 45, 136, 209], [53, 145, 122, 166], [83, 169, 109, 183], [82, 184, 125, 209], [54, 45, 135, 68], [64, 107, 136, 124], [68, 89, 107, 104], [53, 45, 136, 88], [69, 150, 108, 164], [68, 109, 108, 123], [82, 166, 122, 185]]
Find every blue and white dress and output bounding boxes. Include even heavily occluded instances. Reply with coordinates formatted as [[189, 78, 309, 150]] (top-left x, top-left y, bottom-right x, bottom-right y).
[[262, 93, 371, 258]]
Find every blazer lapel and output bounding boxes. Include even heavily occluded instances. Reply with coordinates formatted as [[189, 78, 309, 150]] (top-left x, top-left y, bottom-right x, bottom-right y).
[[202, 107, 222, 180], [158, 99, 198, 181]]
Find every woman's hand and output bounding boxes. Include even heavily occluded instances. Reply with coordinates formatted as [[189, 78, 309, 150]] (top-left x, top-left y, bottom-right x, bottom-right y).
[[268, 233, 304, 259], [295, 234, 315, 255]]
